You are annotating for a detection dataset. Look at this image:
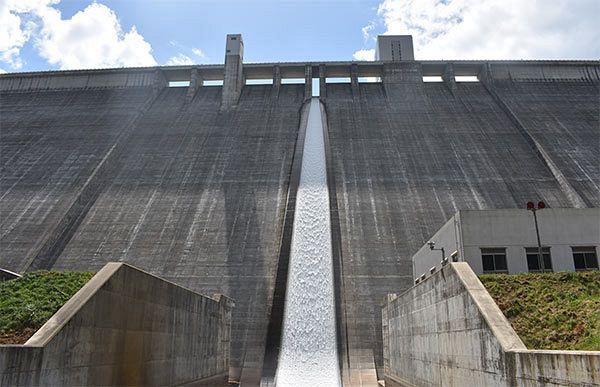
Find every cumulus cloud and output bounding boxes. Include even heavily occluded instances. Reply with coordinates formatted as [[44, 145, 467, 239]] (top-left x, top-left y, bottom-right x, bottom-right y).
[[166, 53, 194, 66], [0, 0, 157, 70], [356, 0, 600, 60], [353, 49, 376, 61], [0, 0, 58, 68]]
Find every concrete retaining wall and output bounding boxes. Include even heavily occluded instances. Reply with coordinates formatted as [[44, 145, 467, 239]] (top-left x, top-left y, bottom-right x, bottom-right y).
[[382, 262, 600, 386], [0, 263, 234, 386]]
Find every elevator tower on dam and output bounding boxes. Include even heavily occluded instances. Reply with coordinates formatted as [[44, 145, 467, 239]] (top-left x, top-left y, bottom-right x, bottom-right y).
[[0, 34, 598, 385]]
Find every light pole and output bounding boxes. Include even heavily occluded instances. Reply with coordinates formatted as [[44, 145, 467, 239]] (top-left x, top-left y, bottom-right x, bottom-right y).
[[527, 201, 546, 272], [428, 241, 445, 264]]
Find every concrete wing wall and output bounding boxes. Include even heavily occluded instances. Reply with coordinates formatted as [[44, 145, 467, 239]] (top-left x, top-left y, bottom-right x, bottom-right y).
[[381, 262, 600, 387], [0, 263, 234, 386]]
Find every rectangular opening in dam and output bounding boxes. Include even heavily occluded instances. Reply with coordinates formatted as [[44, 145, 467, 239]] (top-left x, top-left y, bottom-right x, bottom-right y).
[[168, 81, 190, 87], [202, 80, 224, 86], [246, 79, 273, 85], [325, 77, 351, 83], [281, 78, 305, 84], [423, 76, 443, 82], [456, 75, 479, 82], [313, 78, 319, 97], [358, 76, 381, 83]]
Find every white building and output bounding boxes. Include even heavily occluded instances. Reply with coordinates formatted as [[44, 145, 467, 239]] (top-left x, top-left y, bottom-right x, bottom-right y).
[[412, 208, 600, 279]]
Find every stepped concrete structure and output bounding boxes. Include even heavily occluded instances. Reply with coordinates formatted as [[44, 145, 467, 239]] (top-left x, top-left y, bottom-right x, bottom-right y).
[[1, 34, 598, 385]]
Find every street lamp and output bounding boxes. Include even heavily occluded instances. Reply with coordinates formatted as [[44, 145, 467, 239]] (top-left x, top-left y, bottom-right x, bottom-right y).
[[428, 241, 446, 264], [527, 201, 546, 272]]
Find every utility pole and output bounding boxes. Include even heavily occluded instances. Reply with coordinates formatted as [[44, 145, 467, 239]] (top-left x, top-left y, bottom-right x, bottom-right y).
[[527, 201, 546, 272]]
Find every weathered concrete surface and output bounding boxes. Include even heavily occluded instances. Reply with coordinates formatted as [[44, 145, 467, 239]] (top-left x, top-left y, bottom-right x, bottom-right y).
[[324, 75, 590, 376], [51, 84, 305, 383], [1, 59, 598, 384], [493, 80, 600, 207], [0, 87, 155, 272], [0, 262, 234, 386], [381, 262, 600, 387]]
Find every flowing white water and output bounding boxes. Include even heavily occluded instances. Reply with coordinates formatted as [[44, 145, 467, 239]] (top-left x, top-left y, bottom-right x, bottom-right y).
[[275, 98, 341, 387]]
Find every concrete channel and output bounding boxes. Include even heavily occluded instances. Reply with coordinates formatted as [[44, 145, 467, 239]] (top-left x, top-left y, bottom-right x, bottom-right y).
[[274, 98, 341, 386]]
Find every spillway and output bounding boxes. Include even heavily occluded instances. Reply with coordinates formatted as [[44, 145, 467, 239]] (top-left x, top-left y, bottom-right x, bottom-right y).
[[275, 98, 341, 386]]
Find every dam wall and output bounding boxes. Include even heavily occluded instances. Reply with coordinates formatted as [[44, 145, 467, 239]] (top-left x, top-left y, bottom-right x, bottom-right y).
[[51, 84, 305, 383], [323, 64, 599, 375], [1, 58, 598, 383], [0, 86, 155, 272]]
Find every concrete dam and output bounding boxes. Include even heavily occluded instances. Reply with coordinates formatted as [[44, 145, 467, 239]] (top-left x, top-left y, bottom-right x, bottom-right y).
[[1, 34, 599, 385]]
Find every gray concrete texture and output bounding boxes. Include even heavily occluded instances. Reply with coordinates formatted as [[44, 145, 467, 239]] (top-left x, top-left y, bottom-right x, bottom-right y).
[[323, 63, 599, 376], [1, 58, 599, 383], [0, 262, 234, 386], [381, 262, 600, 386]]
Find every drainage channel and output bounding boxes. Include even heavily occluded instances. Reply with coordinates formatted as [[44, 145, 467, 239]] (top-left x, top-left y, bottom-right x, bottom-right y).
[[274, 98, 341, 387]]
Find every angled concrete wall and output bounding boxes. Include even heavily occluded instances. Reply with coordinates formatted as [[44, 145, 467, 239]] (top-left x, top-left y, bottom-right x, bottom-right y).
[[382, 262, 600, 386], [0, 263, 234, 386]]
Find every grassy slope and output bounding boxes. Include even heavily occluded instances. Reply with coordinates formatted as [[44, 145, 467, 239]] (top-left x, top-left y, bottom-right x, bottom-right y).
[[479, 271, 600, 351], [0, 271, 94, 344]]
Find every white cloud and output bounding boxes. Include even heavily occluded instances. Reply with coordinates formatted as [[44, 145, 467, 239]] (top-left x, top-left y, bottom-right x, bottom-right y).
[[358, 0, 600, 60], [361, 22, 375, 42], [166, 53, 194, 66], [191, 48, 206, 58], [0, 0, 59, 68], [35, 3, 156, 69], [353, 49, 376, 61], [0, 67, 7, 73], [0, 1, 157, 70]]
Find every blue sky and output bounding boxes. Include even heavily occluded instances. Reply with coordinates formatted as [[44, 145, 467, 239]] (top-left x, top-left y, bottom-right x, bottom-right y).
[[1, 0, 599, 73]]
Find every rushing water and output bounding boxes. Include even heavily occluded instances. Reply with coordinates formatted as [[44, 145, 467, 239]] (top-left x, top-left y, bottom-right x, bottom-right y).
[[275, 98, 341, 387]]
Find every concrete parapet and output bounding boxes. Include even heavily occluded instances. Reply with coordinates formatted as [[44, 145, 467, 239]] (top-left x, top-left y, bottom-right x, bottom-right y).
[[382, 62, 423, 83], [0, 263, 234, 386], [0, 69, 161, 92], [382, 262, 600, 386]]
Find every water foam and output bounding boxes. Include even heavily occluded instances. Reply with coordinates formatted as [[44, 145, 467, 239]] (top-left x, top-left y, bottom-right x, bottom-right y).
[[275, 98, 341, 387]]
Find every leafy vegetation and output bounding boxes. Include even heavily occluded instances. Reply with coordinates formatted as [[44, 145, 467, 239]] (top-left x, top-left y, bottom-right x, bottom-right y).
[[0, 271, 94, 344], [480, 271, 600, 351]]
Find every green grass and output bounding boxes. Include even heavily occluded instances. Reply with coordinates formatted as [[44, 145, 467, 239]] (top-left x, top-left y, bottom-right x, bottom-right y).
[[0, 271, 94, 340], [479, 271, 600, 351]]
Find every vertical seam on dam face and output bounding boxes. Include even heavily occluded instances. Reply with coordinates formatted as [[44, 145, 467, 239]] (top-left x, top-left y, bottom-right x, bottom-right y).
[[275, 98, 341, 386]]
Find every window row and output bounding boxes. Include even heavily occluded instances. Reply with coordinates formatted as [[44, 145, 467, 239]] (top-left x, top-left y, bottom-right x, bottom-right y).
[[481, 246, 598, 274]]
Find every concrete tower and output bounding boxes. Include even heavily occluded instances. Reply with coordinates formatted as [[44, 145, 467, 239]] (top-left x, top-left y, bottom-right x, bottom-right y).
[[375, 35, 414, 61], [221, 34, 244, 110]]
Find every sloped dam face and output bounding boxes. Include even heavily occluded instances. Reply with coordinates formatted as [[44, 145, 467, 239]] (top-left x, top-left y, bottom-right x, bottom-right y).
[[275, 99, 341, 386], [0, 60, 598, 383]]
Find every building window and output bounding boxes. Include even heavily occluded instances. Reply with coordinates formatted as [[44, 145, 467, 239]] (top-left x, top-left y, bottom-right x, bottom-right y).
[[572, 247, 599, 271], [481, 248, 508, 273], [525, 247, 553, 272]]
